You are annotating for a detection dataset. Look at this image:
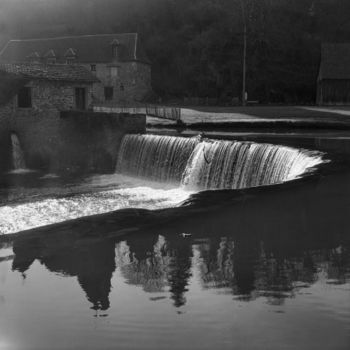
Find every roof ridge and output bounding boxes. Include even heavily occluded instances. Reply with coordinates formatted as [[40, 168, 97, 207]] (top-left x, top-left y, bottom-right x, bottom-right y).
[[7, 33, 138, 43], [0, 62, 93, 68], [0, 62, 100, 83]]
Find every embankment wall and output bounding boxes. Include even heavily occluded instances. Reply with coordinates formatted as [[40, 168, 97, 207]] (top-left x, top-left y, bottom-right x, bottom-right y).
[[0, 107, 145, 172]]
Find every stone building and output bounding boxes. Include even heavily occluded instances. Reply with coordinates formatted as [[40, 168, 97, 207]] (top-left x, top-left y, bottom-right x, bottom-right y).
[[0, 63, 145, 172], [0, 33, 152, 104], [316, 43, 350, 105], [0, 63, 98, 112]]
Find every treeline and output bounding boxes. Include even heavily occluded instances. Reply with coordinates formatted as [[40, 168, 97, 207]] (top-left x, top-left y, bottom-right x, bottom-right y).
[[0, 0, 349, 103]]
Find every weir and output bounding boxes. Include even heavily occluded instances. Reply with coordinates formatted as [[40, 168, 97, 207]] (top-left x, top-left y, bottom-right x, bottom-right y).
[[0, 133, 325, 235], [116, 134, 324, 190], [10, 133, 26, 170], [116, 134, 199, 183]]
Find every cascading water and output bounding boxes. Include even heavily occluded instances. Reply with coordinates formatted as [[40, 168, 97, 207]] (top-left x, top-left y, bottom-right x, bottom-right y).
[[0, 133, 325, 235], [10, 133, 26, 171], [116, 134, 324, 190], [116, 134, 200, 183]]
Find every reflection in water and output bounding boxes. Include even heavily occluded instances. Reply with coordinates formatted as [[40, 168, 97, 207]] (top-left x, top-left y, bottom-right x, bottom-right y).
[[12, 237, 116, 311], [9, 227, 350, 312], [116, 234, 193, 307], [193, 237, 235, 290], [116, 235, 169, 293], [166, 236, 193, 307], [194, 237, 350, 304], [1, 136, 349, 350]]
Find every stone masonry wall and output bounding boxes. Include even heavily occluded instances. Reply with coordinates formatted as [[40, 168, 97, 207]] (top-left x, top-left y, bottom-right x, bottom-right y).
[[86, 61, 152, 104], [0, 80, 146, 173]]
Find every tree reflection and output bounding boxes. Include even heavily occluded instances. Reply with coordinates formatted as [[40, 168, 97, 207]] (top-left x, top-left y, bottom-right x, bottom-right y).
[[165, 236, 192, 307], [117, 233, 193, 308], [192, 233, 350, 304], [8, 225, 350, 311], [12, 235, 116, 311], [116, 234, 170, 293]]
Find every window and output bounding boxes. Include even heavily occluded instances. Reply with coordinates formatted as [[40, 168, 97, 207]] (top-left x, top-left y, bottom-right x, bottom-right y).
[[112, 45, 118, 59], [17, 87, 32, 108], [120, 83, 124, 91], [110, 67, 118, 78], [104, 87, 114, 101], [110, 39, 120, 60], [47, 58, 56, 64], [75, 88, 86, 110], [64, 48, 77, 64], [90, 64, 96, 72]]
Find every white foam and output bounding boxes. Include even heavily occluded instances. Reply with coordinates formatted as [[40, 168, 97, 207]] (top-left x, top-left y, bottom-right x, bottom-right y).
[[7, 168, 36, 175], [0, 186, 192, 235]]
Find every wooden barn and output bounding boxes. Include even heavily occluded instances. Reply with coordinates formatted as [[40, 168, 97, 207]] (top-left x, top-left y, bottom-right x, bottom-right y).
[[316, 43, 350, 105]]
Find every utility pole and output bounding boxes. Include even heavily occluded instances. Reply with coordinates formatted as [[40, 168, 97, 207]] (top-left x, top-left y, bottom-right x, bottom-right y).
[[239, 0, 247, 106]]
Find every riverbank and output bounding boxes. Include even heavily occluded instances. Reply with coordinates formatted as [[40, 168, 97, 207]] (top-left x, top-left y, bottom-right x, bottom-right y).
[[147, 106, 350, 129]]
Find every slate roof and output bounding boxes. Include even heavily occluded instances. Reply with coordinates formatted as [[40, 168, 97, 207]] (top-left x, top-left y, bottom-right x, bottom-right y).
[[319, 43, 350, 80], [0, 33, 150, 64], [0, 63, 100, 83]]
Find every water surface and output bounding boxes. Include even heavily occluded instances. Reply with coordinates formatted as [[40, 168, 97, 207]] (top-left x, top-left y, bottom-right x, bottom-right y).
[[0, 133, 349, 350]]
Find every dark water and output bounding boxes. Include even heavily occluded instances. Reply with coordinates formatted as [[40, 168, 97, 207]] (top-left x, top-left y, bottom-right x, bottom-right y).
[[0, 133, 349, 350]]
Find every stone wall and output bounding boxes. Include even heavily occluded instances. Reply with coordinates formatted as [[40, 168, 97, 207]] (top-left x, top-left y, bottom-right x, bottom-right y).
[[58, 111, 146, 172], [0, 80, 146, 172], [26, 80, 94, 111], [86, 61, 152, 104]]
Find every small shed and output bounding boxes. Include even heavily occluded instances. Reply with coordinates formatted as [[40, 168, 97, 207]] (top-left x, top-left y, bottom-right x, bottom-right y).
[[316, 43, 350, 105]]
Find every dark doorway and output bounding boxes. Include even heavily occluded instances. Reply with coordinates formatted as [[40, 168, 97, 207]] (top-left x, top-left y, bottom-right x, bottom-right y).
[[104, 86, 114, 101], [17, 87, 32, 108], [75, 88, 86, 110]]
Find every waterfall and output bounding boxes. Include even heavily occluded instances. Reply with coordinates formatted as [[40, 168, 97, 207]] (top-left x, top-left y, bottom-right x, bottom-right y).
[[11, 133, 26, 170], [116, 134, 199, 183], [116, 134, 324, 190], [181, 140, 323, 190]]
